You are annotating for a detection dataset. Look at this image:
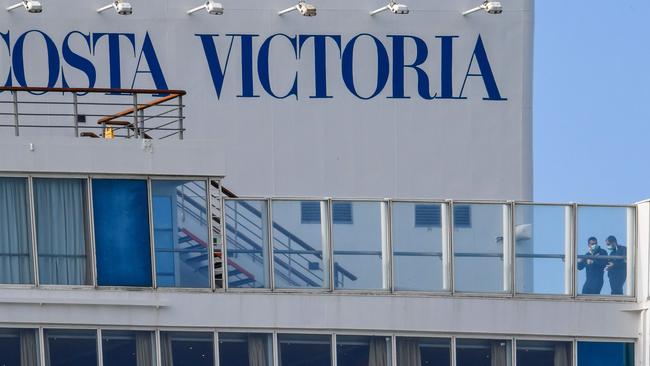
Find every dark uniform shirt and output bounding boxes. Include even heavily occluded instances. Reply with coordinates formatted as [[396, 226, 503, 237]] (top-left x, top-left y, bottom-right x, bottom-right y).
[[577, 247, 608, 295], [607, 245, 627, 295]]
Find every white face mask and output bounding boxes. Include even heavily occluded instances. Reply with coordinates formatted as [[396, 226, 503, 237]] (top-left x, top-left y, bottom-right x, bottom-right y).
[[589, 244, 598, 251]]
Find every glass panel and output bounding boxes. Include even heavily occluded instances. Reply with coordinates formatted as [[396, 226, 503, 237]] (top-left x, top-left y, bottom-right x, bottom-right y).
[[34, 178, 91, 286], [160, 331, 214, 366], [456, 339, 511, 366], [272, 200, 328, 289], [225, 200, 270, 288], [337, 335, 391, 366], [45, 329, 97, 366], [102, 330, 154, 366], [332, 201, 386, 290], [396, 337, 449, 366], [392, 202, 445, 292], [92, 179, 152, 287], [0, 177, 34, 284], [0, 328, 39, 366], [278, 334, 331, 366], [517, 340, 572, 366], [453, 203, 507, 293], [577, 206, 634, 296], [152, 180, 210, 288], [515, 204, 570, 295], [210, 180, 223, 289], [218, 332, 272, 366], [577, 341, 634, 366]]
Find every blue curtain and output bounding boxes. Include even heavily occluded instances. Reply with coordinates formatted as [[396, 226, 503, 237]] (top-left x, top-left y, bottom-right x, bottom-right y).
[[0, 178, 33, 284], [92, 179, 152, 287], [34, 178, 90, 285]]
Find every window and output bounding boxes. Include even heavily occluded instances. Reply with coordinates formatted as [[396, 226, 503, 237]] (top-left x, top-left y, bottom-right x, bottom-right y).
[[454, 205, 472, 228], [333, 202, 353, 224], [396, 337, 450, 366], [0, 328, 38, 366], [102, 331, 154, 366], [218, 333, 272, 366], [160, 332, 214, 366], [414, 204, 441, 228], [577, 341, 633, 366], [45, 329, 97, 366], [92, 179, 152, 287], [278, 334, 331, 366], [517, 340, 571, 366], [152, 180, 210, 289], [456, 339, 511, 366], [0, 177, 34, 284], [34, 178, 92, 286], [300, 202, 353, 225], [337, 335, 391, 366]]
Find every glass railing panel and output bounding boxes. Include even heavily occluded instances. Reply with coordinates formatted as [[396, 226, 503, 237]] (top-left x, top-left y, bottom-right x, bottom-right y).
[[278, 334, 331, 366], [218, 332, 273, 366], [456, 339, 512, 366], [159, 331, 214, 366], [396, 337, 450, 366], [516, 340, 572, 366], [576, 206, 635, 297], [332, 201, 388, 291], [224, 199, 270, 289], [271, 200, 328, 289], [337, 335, 391, 366], [453, 203, 508, 293], [102, 330, 155, 366], [392, 202, 446, 292], [0, 328, 38, 365], [515, 204, 571, 295], [577, 341, 634, 366], [45, 329, 97, 366], [0, 177, 34, 285], [152, 180, 210, 289]]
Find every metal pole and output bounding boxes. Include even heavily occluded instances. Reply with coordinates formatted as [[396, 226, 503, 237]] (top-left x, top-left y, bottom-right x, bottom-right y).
[[178, 94, 184, 140], [139, 108, 145, 139], [132, 93, 139, 138], [12, 91, 19, 136], [72, 92, 79, 137]]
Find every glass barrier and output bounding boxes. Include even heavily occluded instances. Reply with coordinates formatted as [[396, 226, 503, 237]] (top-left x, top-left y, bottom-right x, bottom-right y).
[[515, 204, 571, 295], [453, 203, 508, 293], [396, 337, 450, 366], [0, 177, 34, 285], [219, 333, 273, 366], [392, 202, 446, 292], [102, 330, 155, 366], [576, 206, 634, 296], [160, 331, 214, 366], [225, 200, 270, 289], [516, 340, 572, 366], [577, 341, 634, 366], [0, 328, 38, 366], [278, 334, 331, 366], [45, 329, 98, 366], [332, 201, 388, 290], [152, 180, 210, 289], [271, 200, 329, 289], [456, 339, 511, 366]]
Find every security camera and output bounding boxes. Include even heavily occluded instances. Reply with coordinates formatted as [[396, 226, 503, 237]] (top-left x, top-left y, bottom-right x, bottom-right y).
[[462, 1, 502, 16], [187, 0, 223, 15], [278, 0, 316, 16], [6, 0, 42, 13], [97, 1, 132, 15], [370, 1, 408, 16]]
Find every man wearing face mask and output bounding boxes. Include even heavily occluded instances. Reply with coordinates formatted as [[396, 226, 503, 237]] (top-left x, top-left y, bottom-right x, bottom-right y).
[[577, 237, 608, 294], [605, 235, 627, 295]]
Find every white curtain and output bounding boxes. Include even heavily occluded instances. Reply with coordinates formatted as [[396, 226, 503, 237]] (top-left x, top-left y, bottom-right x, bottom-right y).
[[160, 333, 174, 366], [369, 337, 389, 366], [397, 338, 421, 366], [136, 332, 153, 366], [490, 342, 508, 366], [0, 178, 33, 284], [248, 334, 268, 366], [19, 330, 38, 366], [554, 343, 571, 366], [34, 179, 90, 285]]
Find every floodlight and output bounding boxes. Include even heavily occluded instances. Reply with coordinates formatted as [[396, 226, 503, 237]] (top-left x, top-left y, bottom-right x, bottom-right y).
[[188, 0, 223, 15], [462, 1, 502, 16], [370, 1, 408, 16], [97, 0, 132, 15], [278, 0, 316, 16], [6, 0, 42, 13]]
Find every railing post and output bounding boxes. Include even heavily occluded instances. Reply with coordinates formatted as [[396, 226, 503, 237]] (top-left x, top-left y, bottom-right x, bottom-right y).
[[132, 93, 139, 138], [178, 94, 184, 140], [72, 92, 79, 137], [12, 91, 19, 136], [139, 108, 145, 139]]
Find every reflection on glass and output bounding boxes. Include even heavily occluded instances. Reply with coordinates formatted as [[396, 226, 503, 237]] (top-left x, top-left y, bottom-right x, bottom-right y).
[[102, 330, 154, 366], [0, 177, 34, 284], [515, 204, 570, 295], [272, 201, 328, 289], [225, 200, 270, 288], [392, 202, 445, 292], [0, 328, 38, 366], [218, 332, 272, 366], [516, 340, 572, 366], [45, 329, 97, 366], [577, 206, 634, 296], [456, 339, 511, 366], [278, 334, 331, 366], [153, 180, 210, 288], [92, 179, 152, 287], [337, 335, 391, 366], [34, 178, 91, 286], [396, 337, 449, 366], [577, 341, 634, 366], [453, 204, 507, 293], [160, 332, 214, 366], [332, 201, 387, 290]]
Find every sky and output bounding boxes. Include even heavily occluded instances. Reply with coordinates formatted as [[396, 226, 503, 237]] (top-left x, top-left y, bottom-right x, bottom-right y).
[[533, 0, 650, 204]]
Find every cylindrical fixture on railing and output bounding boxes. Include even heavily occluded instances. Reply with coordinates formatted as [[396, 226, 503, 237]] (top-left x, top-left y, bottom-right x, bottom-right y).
[[178, 95, 184, 140], [132, 93, 139, 138], [12, 91, 19, 136], [72, 93, 79, 137]]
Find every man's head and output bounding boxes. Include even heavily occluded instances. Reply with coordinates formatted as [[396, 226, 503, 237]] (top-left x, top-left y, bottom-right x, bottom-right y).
[[606, 235, 618, 249], [588, 237, 598, 250]]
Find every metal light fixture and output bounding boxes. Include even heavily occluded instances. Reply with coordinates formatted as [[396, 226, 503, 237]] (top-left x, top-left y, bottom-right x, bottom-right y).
[[6, 0, 42, 13], [188, 0, 223, 15], [462, 1, 502, 16], [97, 0, 132, 15], [370, 0, 408, 16], [278, 0, 316, 16]]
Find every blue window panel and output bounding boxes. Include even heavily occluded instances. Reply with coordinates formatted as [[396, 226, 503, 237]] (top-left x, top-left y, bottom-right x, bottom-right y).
[[300, 201, 321, 224], [414, 204, 442, 227], [92, 179, 152, 287], [0, 329, 38, 365], [578, 342, 634, 366], [332, 202, 353, 224], [453, 205, 472, 228], [46, 329, 97, 366], [0, 177, 34, 284]]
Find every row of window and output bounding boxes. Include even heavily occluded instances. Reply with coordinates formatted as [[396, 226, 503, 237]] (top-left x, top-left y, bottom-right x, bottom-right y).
[[0, 328, 634, 366], [0, 176, 637, 299]]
